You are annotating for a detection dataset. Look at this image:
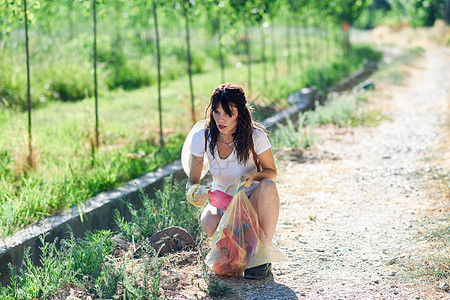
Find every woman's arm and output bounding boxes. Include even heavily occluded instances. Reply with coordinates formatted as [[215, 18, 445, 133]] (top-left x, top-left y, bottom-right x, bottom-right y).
[[243, 148, 277, 188], [186, 154, 204, 191]]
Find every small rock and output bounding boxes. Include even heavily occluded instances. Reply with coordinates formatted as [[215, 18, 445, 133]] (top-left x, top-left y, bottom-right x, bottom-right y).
[[435, 281, 450, 292], [374, 279, 380, 284], [111, 234, 127, 247], [387, 258, 397, 265]]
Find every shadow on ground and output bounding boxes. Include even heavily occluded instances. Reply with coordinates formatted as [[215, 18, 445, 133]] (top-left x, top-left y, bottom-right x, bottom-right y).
[[210, 273, 299, 299]]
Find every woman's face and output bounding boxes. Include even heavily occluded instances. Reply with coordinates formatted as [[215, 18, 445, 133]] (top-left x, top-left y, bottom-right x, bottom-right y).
[[213, 104, 238, 136]]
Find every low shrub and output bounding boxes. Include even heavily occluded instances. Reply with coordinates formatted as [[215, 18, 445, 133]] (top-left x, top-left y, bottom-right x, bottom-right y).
[[272, 114, 315, 151], [114, 174, 202, 241]]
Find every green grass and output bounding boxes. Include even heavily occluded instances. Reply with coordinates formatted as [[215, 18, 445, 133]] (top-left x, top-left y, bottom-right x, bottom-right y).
[[197, 258, 232, 297]]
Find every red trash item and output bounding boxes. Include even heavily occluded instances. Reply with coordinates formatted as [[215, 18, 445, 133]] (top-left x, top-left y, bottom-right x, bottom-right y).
[[208, 190, 233, 210], [212, 228, 247, 275]]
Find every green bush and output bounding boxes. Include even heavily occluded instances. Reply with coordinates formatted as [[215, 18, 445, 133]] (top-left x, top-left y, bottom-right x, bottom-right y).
[[70, 230, 114, 278], [272, 114, 315, 151], [4, 233, 76, 299], [105, 57, 154, 90], [48, 60, 93, 102]]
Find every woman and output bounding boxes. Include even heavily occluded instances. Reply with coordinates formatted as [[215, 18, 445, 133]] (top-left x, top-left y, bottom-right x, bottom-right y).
[[186, 83, 280, 279]]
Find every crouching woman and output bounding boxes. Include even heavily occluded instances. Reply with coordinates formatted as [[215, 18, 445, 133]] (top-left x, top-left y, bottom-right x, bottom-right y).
[[186, 83, 281, 279]]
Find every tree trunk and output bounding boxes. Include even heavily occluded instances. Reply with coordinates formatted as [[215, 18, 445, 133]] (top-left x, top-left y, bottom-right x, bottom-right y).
[[113, 0, 123, 57], [93, 0, 99, 150], [270, 24, 278, 80], [68, 0, 74, 41], [152, 0, 164, 146], [313, 14, 322, 61], [216, 10, 225, 83], [294, 17, 303, 72], [286, 17, 291, 75], [182, 0, 195, 124], [24, 0, 33, 168], [259, 24, 267, 87], [244, 21, 252, 96], [305, 18, 313, 64]]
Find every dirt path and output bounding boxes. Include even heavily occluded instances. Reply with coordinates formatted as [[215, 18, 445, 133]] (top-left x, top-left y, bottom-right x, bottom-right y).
[[196, 46, 449, 299]]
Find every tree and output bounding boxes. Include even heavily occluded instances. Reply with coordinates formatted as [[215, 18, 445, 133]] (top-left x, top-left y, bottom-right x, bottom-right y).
[[181, 0, 196, 124], [152, 0, 164, 146], [199, 0, 228, 83], [229, 0, 255, 95], [92, 0, 99, 152], [404, 0, 450, 26], [23, 0, 34, 169], [251, 0, 280, 87], [325, 0, 370, 53], [0, 0, 24, 52]]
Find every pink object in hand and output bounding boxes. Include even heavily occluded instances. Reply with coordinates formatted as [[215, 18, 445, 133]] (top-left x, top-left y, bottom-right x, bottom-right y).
[[208, 190, 233, 210]]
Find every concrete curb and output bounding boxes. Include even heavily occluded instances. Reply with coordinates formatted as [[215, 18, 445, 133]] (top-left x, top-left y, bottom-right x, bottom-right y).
[[0, 62, 377, 286]]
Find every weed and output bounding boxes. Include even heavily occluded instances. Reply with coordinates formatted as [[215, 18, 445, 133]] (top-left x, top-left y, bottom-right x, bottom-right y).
[[272, 114, 315, 151], [91, 265, 122, 299], [305, 93, 388, 128], [70, 229, 114, 278], [309, 215, 317, 221], [3, 232, 76, 299], [120, 240, 162, 299], [115, 175, 201, 241], [197, 254, 232, 297]]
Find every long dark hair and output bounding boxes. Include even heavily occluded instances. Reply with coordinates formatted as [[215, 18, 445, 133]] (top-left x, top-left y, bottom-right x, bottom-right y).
[[205, 83, 265, 165]]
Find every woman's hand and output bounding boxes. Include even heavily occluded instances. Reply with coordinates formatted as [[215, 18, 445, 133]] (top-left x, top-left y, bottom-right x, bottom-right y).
[[194, 186, 210, 207], [242, 148, 278, 188], [243, 172, 257, 188]]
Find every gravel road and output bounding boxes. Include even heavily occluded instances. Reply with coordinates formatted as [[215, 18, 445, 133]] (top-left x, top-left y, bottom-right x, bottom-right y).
[[208, 44, 449, 299]]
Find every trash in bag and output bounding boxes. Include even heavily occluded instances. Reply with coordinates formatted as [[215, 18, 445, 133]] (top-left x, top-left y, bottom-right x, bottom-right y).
[[205, 180, 284, 276], [208, 190, 233, 210]]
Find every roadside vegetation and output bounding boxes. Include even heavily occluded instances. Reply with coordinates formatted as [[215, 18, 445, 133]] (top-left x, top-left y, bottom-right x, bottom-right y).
[[0, 176, 203, 299]]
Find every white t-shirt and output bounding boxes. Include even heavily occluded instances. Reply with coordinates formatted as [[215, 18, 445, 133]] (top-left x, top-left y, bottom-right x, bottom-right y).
[[190, 127, 271, 193]]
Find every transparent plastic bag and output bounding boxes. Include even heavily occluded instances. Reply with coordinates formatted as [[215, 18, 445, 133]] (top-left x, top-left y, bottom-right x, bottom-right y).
[[205, 180, 284, 276]]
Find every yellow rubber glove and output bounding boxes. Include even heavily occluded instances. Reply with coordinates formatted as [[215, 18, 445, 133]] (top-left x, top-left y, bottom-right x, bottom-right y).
[[186, 184, 210, 207]]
